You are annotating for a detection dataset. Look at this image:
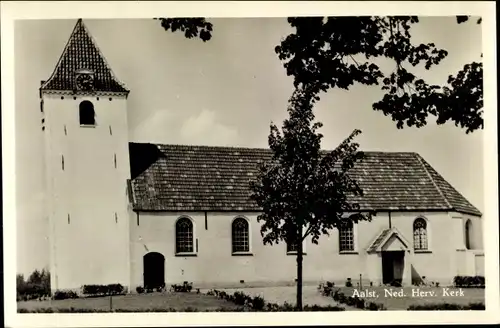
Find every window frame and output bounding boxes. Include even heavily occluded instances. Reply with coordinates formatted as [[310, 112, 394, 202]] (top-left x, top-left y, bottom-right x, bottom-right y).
[[338, 218, 357, 254], [413, 217, 431, 253], [231, 217, 252, 255], [175, 216, 196, 256]]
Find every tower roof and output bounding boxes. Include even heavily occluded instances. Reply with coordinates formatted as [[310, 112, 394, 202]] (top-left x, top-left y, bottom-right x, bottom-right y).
[[40, 19, 129, 95]]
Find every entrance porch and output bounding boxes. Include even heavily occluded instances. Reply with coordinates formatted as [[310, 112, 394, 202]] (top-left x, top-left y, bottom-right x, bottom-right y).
[[366, 228, 413, 286]]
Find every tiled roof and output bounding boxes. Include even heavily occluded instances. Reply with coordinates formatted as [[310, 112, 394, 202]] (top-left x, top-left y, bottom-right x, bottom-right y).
[[40, 19, 128, 94], [367, 229, 391, 253], [366, 228, 410, 253], [128, 143, 482, 217]]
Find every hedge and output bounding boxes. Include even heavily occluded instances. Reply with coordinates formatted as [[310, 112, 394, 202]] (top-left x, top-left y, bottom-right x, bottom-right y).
[[453, 276, 485, 288], [82, 284, 125, 297], [53, 290, 79, 300], [18, 307, 248, 313], [408, 302, 485, 310]]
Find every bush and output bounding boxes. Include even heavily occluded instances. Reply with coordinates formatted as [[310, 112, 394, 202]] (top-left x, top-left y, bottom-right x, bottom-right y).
[[53, 290, 78, 300], [453, 276, 485, 288], [366, 301, 385, 311], [206, 289, 344, 311], [136, 286, 144, 294], [82, 284, 125, 297], [252, 296, 265, 310], [16, 269, 51, 301], [408, 302, 485, 310], [170, 282, 193, 293], [328, 289, 381, 311]]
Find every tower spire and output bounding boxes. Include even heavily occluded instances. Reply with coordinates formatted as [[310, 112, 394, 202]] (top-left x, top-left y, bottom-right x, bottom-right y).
[[40, 19, 128, 94]]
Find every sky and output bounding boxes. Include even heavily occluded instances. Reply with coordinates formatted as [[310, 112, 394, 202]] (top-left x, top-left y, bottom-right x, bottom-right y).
[[15, 17, 484, 275]]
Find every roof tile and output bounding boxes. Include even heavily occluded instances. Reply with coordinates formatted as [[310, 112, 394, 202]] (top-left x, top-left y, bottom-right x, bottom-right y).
[[128, 143, 482, 216], [40, 19, 128, 94]]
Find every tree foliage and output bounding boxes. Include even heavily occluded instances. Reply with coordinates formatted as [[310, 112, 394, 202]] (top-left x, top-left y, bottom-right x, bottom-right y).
[[155, 16, 482, 133], [275, 16, 483, 133], [249, 87, 372, 309], [155, 18, 213, 42]]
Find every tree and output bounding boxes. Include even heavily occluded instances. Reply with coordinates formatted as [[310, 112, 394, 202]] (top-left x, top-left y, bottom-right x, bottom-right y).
[[275, 16, 483, 134], [156, 15, 483, 310], [249, 87, 372, 310], [156, 16, 483, 134], [155, 18, 213, 42]]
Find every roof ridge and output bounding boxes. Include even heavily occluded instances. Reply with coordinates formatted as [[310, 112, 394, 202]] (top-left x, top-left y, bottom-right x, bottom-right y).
[[415, 153, 453, 209], [145, 142, 420, 155]]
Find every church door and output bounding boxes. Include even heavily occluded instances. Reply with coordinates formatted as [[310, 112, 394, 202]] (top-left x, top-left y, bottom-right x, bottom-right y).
[[382, 251, 405, 286], [143, 252, 165, 290]]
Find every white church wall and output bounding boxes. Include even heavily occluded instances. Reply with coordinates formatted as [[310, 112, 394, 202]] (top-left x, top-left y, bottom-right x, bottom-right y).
[[43, 93, 131, 291], [129, 210, 465, 289]]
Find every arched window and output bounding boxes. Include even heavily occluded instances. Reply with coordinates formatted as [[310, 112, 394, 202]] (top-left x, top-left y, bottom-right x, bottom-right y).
[[175, 217, 193, 253], [79, 100, 95, 125], [339, 221, 355, 252], [232, 218, 249, 253], [413, 218, 428, 250], [465, 219, 472, 250]]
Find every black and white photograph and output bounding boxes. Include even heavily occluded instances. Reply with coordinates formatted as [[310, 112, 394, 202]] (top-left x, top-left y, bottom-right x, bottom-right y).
[[2, 1, 498, 326]]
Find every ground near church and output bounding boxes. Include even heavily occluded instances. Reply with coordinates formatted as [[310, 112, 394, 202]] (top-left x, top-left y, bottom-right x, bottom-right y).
[[17, 286, 485, 312], [205, 286, 485, 310]]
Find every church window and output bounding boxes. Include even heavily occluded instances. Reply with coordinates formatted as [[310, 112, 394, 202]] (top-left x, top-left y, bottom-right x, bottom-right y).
[[413, 218, 428, 250], [79, 100, 95, 125], [232, 217, 249, 253], [339, 221, 355, 252], [176, 217, 194, 253], [465, 219, 472, 249]]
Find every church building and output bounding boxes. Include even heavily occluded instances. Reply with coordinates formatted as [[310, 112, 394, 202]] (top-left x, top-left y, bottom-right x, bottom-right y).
[[40, 19, 484, 293]]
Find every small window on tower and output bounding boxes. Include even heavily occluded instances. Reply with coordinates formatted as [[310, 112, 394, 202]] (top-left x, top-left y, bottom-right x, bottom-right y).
[[79, 100, 95, 125]]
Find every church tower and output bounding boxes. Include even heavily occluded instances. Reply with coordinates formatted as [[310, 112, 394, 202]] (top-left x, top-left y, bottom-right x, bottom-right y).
[[40, 19, 131, 292]]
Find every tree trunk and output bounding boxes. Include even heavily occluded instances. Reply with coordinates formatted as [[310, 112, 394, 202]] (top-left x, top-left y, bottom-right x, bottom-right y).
[[296, 231, 304, 311]]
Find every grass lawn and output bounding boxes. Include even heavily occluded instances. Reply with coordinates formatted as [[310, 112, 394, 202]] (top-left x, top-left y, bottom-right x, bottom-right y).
[[17, 292, 240, 312], [337, 286, 485, 310]]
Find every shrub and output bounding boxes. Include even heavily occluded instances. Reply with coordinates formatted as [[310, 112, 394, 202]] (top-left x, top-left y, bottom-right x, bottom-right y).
[[136, 286, 144, 294], [408, 302, 485, 310], [303, 304, 344, 311], [170, 282, 193, 293], [82, 284, 125, 297], [367, 301, 385, 311], [205, 289, 344, 312], [53, 290, 78, 300], [252, 296, 265, 311], [16, 269, 51, 301], [453, 276, 485, 288]]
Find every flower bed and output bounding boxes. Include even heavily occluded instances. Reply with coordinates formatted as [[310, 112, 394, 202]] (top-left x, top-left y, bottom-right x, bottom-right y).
[[319, 283, 385, 311], [207, 289, 345, 311]]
